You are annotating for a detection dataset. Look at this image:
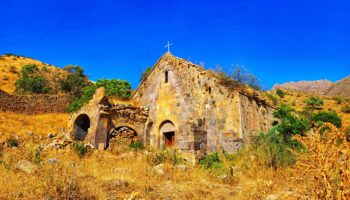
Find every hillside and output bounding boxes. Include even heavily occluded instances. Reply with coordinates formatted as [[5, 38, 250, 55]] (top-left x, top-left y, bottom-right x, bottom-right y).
[[325, 76, 350, 97], [273, 80, 333, 95], [274, 90, 350, 127], [0, 54, 68, 94]]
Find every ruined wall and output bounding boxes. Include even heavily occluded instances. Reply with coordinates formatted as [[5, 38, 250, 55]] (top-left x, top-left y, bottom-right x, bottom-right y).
[[0, 89, 72, 114], [239, 93, 274, 144], [132, 53, 245, 153]]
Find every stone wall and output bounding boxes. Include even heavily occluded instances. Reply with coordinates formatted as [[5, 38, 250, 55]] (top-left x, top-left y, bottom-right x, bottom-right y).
[[0, 89, 72, 114], [131, 53, 272, 154]]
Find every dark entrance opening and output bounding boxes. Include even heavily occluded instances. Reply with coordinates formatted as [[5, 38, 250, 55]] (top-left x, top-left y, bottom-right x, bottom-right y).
[[164, 131, 175, 147], [73, 114, 90, 141]]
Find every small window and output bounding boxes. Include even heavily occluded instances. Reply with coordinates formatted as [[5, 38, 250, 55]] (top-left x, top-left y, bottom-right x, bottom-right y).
[[208, 87, 212, 94], [165, 71, 169, 83]]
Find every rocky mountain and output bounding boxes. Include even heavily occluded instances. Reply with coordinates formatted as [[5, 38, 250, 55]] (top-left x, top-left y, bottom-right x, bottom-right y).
[[325, 76, 350, 97], [273, 80, 333, 95]]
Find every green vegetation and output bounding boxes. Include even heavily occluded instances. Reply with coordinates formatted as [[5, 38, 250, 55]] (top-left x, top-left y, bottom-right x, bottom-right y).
[[15, 64, 50, 94], [60, 65, 90, 97], [275, 89, 285, 98], [148, 149, 185, 166], [140, 67, 152, 82], [311, 111, 342, 128], [128, 141, 145, 151], [199, 152, 223, 170], [305, 96, 324, 110], [73, 143, 88, 157], [67, 79, 132, 113]]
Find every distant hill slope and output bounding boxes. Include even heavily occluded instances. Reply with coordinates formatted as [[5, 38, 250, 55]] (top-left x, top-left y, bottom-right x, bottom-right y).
[[0, 54, 68, 94], [325, 76, 350, 97], [273, 80, 333, 95]]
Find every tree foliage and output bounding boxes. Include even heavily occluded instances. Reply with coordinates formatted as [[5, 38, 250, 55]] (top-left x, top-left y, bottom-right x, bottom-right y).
[[60, 65, 90, 97], [67, 79, 132, 113], [311, 111, 342, 128], [15, 64, 51, 94], [305, 96, 324, 110], [275, 89, 285, 98]]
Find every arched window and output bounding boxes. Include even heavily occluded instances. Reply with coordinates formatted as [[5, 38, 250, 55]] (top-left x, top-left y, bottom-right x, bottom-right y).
[[159, 120, 175, 148]]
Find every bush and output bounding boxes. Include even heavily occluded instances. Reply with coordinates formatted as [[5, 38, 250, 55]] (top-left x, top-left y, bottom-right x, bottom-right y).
[[341, 105, 350, 113], [273, 104, 294, 119], [252, 129, 300, 168], [73, 143, 88, 157], [128, 141, 145, 151], [312, 111, 342, 128], [67, 79, 132, 113], [332, 96, 343, 104], [15, 64, 50, 94], [275, 89, 285, 98], [305, 96, 324, 110], [216, 64, 261, 90], [267, 93, 278, 106], [199, 152, 224, 170]]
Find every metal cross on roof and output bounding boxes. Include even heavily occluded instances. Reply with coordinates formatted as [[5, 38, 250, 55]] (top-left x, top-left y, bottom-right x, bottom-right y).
[[165, 41, 172, 53]]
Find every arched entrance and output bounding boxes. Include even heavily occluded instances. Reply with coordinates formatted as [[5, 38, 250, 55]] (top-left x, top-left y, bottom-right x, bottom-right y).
[[108, 125, 139, 149], [73, 114, 90, 141], [159, 120, 175, 148]]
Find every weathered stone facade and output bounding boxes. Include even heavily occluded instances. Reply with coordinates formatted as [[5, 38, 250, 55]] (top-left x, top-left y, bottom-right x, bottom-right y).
[[69, 53, 274, 156]]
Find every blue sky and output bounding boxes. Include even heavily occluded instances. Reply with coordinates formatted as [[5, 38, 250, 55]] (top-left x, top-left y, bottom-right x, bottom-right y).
[[1, 0, 349, 90]]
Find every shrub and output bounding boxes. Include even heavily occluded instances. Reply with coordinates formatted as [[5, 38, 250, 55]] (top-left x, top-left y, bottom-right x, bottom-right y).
[[216, 64, 261, 90], [305, 96, 324, 110], [199, 152, 224, 170], [275, 89, 285, 98], [73, 143, 88, 157], [128, 141, 145, 151], [140, 67, 152, 82], [273, 104, 294, 119], [252, 129, 300, 168], [15, 64, 50, 94], [341, 105, 350, 113], [267, 93, 278, 106], [312, 111, 342, 128]]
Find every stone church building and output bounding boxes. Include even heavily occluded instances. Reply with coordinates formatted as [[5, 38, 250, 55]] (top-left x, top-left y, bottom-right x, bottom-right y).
[[69, 53, 274, 157]]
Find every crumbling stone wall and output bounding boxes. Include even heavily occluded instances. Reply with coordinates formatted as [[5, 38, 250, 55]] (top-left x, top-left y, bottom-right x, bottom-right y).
[[0, 89, 72, 114]]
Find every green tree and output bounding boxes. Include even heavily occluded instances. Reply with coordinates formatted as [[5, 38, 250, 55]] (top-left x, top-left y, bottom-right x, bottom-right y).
[[305, 96, 324, 110], [140, 67, 152, 82], [67, 79, 132, 113], [15, 64, 50, 94], [312, 111, 342, 128], [60, 65, 90, 97]]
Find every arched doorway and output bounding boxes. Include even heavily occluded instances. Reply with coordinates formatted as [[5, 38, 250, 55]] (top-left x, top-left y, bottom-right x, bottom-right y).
[[159, 120, 175, 148], [108, 125, 139, 149], [145, 122, 153, 145], [73, 114, 90, 141]]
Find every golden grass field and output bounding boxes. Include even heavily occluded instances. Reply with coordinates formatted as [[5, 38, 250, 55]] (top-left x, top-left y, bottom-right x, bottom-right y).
[[1, 111, 349, 199]]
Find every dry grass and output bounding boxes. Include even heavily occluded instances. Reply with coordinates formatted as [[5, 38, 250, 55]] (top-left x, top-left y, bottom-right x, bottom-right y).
[[0, 55, 67, 94]]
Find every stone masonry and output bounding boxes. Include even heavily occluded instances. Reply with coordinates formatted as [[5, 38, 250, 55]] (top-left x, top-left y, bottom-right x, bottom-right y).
[[69, 53, 274, 158]]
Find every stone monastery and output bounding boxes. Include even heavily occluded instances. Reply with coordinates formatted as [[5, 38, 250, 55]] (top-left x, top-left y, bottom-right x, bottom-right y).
[[69, 52, 274, 158]]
